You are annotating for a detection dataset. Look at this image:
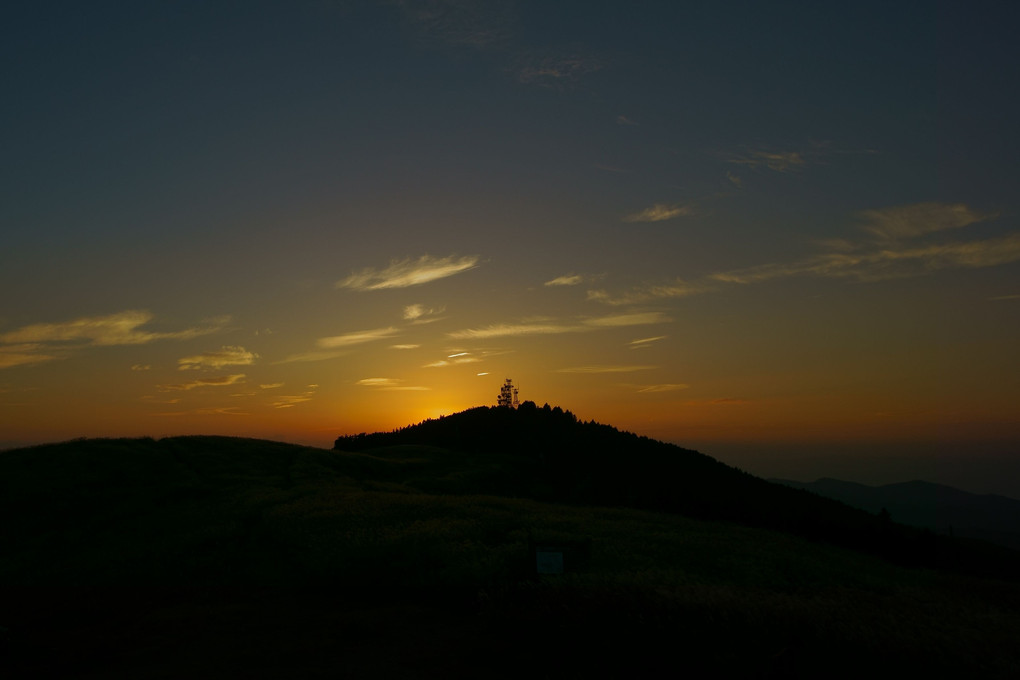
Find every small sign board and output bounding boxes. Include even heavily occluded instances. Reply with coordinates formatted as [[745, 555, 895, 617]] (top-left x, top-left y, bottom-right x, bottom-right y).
[[529, 538, 591, 576], [535, 548, 565, 575]]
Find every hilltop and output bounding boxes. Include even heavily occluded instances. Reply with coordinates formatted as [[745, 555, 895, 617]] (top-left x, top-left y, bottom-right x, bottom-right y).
[[336, 404, 1019, 578], [2, 411, 1020, 677]]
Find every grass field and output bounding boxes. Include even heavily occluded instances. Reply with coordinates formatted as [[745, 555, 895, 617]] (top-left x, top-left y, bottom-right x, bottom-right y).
[[2, 436, 1019, 677]]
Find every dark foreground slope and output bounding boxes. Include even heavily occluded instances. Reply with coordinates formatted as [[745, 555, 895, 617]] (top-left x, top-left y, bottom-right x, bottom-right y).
[[337, 405, 1019, 578], [772, 477, 1020, 551], [1, 427, 1019, 677]]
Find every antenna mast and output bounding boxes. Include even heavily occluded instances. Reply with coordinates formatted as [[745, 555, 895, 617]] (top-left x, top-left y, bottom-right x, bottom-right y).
[[497, 378, 519, 408]]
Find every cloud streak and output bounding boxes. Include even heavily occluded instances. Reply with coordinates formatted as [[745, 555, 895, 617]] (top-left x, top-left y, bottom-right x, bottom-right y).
[[338, 255, 478, 291], [0, 311, 225, 347], [590, 203, 1017, 303], [557, 365, 657, 374], [403, 304, 445, 322], [157, 374, 247, 392], [356, 377, 430, 391], [587, 280, 711, 306], [0, 311, 228, 370], [859, 202, 993, 241], [629, 336, 666, 349], [728, 148, 808, 173], [544, 274, 585, 287], [178, 346, 258, 371], [514, 51, 601, 87], [272, 384, 318, 409], [0, 344, 59, 369], [317, 327, 400, 349], [623, 203, 693, 223], [712, 232, 1020, 284], [448, 311, 670, 340], [636, 383, 689, 392]]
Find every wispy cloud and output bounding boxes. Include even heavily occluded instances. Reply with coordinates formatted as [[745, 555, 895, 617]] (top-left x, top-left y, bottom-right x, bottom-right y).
[[424, 356, 481, 368], [357, 378, 401, 387], [276, 350, 348, 364], [587, 280, 711, 306], [277, 326, 401, 364], [989, 294, 1020, 301], [616, 115, 639, 126], [141, 395, 181, 405], [726, 141, 875, 176], [131, 364, 151, 371], [152, 406, 249, 417], [403, 304, 445, 322], [317, 327, 401, 349], [178, 346, 257, 371], [859, 202, 993, 241], [557, 365, 657, 374], [356, 377, 430, 391], [514, 50, 601, 87], [0, 344, 59, 369], [636, 383, 689, 392], [728, 148, 808, 173], [157, 374, 247, 392], [0, 312, 227, 370], [259, 383, 284, 389], [629, 336, 666, 349], [272, 384, 318, 409], [544, 274, 585, 287], [391, 344, 421, 350], [448, 322, 580, 340], [623, 203, 694, 223], [448, 311, 669, 340], [591, 202, 1016, 302], [0, 310, 225, 346], [712, 232, 1020, 284], [584, 312, 670, 327], [338, 255, 479, 291]]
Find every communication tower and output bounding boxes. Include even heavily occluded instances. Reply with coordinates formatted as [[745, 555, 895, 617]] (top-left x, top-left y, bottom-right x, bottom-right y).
[[497, 378, 520, 408]]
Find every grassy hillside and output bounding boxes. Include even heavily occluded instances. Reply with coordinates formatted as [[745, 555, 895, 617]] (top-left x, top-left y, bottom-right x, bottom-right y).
[[2, 433, 1020, 677], [337, 405, 1020, 579]]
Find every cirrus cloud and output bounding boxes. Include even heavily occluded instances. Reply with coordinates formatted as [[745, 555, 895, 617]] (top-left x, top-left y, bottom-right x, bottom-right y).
[[623, 203, 694, 223], [356, 377, 430, 391], [337, 255, 479, 291], [859, 202, 994, 241], [556, 365, 657, 374], [544, 274, 585, 287], [0, 310, 226, 346], [448, 311, 670, 340], [178, 346, 258, 371], [316, 327, 401, 349], [156, 374, 247, 392]]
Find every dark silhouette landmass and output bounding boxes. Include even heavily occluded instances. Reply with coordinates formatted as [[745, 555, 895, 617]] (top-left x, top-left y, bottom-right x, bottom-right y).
[[1, 405, 1019, 677], [772, 477, 1020, 551], [336, 404, 1019, 578]]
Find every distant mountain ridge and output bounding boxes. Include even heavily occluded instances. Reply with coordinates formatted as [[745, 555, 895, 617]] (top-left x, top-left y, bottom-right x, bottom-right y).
[[770, 477, 1020, 551]]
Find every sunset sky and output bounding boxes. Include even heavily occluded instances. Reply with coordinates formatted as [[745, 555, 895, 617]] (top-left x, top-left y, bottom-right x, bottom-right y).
[[3, 2, 1018, 493]]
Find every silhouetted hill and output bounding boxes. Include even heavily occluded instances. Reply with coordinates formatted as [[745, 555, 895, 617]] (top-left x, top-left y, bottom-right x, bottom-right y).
[[4, 430, 1020, 677], [335, 405, 1020, 578], [772, 477, 1020, 551]]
